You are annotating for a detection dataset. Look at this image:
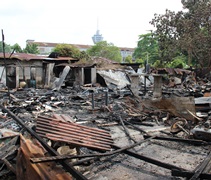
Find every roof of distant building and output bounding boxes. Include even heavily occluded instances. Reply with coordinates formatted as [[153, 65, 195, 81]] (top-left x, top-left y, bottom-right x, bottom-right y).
[[0, 53, 45, 61], [0, 53, 77, 61], [27, 41, 135, 52]]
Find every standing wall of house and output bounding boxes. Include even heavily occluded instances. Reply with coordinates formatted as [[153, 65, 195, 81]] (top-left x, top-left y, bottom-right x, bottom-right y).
[[74, 67, 96, 86], [91, 67, 96, 84], [44, 63, 55, 88], [0, 66, 6, 86], [19, 60, 43, 88], [74, 68, 84, 86], [80, 68, 85, 85]]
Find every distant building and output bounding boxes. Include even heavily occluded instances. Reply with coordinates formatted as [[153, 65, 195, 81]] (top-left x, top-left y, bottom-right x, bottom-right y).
[[92, 30, 103, 44], [26, 40, 135, 62], [120, 47, 135, 62]]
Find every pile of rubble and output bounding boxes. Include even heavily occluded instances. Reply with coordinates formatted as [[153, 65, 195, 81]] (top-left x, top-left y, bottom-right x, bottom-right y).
[[0, 67, 211, 180]]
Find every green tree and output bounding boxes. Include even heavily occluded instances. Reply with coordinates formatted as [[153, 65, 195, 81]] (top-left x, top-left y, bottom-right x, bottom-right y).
[[166, 55, 187, 68], [87, 41, 122, 62], [124, 55, 133, 63], [135, 58, 144, 67], [12, 43, 23, 53], [0, 41, 12, 53], [53, 44, 81, 58], [79, 51, 92, 61], [133, 33, 160, 65], [150, 0, 211, 67], [152, 60, 165, 68], [23, 43, 39, 54]]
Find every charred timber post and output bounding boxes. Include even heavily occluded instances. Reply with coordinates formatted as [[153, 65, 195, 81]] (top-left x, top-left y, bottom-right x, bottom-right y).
[[92, 92, 95, 110], [144, 61, 147, 95], [153, 74, 163, 98], [0, 104, 87, 180], [105, 89, 109, 106]]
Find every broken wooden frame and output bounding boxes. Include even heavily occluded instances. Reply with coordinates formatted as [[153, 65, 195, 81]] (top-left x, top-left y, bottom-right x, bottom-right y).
[[30, 136, 155, 163], [0, 135, 19, 177]]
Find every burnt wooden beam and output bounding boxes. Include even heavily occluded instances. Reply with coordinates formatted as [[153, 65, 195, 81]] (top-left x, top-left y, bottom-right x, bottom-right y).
[[189, 150, 211, 180], [143, 135, 209, 146], [0, 104, 87, 180], [123, 120, 149, 135], [112, 144, 186, 172], [119, 116, 137, 143], [31, 136, 155, 163], [2, 158, 16, 175], [1, 144, 18, 175], [172, 169, 211, 179], [0, 136, 19, 164]]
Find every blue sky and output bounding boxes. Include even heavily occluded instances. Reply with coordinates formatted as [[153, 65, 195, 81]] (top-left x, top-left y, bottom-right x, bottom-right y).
[[0, 0, 183, 48]]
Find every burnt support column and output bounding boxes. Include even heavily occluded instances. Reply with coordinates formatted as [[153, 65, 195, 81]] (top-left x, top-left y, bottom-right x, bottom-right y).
[[129, 74, 140, 97], [92, 92, 95, 110], [153, 74, 162, 98], [105, 89, 109, 106]]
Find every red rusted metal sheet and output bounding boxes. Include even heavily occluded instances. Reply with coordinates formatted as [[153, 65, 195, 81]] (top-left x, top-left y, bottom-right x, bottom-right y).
[[36, 115, 113, 151]]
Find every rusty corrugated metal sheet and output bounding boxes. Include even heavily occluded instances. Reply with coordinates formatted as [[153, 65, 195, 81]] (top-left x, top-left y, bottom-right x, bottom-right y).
[[54, 62, 96, 68], [0, 53, 46, 61], [153, 68, 192, 75], [36, 115, 113, 151], [44, 57, 77, 61], [0, 53, 78, 62], [16, 135, 72, 180]]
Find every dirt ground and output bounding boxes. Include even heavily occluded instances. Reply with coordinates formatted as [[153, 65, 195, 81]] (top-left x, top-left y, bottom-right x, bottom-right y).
[[85, 125, 209, 180]]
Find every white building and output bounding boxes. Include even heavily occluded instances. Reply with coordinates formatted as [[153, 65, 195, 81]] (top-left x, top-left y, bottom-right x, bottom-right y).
[[26, 40, 135, 62]]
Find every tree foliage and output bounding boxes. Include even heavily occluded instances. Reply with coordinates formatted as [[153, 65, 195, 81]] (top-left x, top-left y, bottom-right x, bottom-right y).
[[53, 44, 81, 59], [12, 43, 23, 53], [135, 58, 144, 67], [0, 41, 12, 53], [166, 55, 187, 68], [133, 33, 160, 64], [0, 42, 39, 54], [124, 55, 133, 63], [150, 0, 211, 68], [87, 41, 122, 62], [23, 43, 39, 54]]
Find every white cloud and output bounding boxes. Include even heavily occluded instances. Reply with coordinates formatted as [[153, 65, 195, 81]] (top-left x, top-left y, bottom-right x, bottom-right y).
[[0, 0, 183, 48]]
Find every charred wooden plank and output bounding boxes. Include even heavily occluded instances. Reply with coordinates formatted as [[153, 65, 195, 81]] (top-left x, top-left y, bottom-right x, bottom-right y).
[[31, 136, 155, 163], [143, 135, 209, 146]]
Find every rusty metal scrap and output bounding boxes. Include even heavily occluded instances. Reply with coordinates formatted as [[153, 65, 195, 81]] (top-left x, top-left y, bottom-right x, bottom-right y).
[[36, 115, 113, 151], [144, 97, 196, 121], [16, 135, 72, 180], [151, 67, 192, 76]]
